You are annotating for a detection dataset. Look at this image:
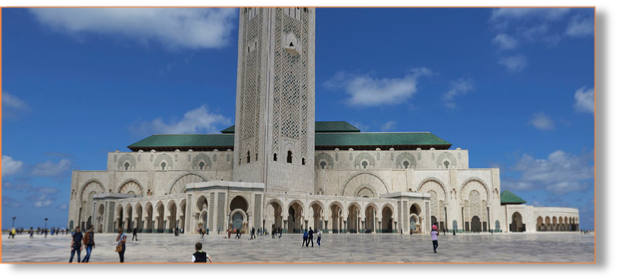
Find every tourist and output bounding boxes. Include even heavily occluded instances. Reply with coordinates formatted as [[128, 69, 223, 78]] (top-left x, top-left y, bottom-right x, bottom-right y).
[[132, 227, 138, 241], [82, 226, 96, 263], [302, 229, 308, 247], [272, 228, 276, 239], [191, 242, 212, 263], [206, 228, 209, 235], [431, 224, 439, 253], [316, 229, 322, 247], [175, 227, 179, 236], [235, 228, 241, 239], [279, 228, 282, 239], [69, 226, 83, 263], [116, 228, 127, 263], [45, 228, 48, 238], [200, 228, 205, 239], [29, 227, 34, 239], [250, 227, 255, 240], [308, 227, 314, 247]]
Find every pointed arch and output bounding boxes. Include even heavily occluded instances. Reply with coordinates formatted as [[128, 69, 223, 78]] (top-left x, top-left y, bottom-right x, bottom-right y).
[[168, 173, 208, 194]]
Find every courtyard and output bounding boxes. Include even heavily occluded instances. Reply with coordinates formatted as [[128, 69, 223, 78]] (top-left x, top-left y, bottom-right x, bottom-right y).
[[1, 232, 594, 263]]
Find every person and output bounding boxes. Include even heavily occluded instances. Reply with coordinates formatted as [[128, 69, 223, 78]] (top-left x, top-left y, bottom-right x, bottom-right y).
[[82, 226, 96, 263], [431, 224, 439, 253], [302, 230, 308, 247], [235, 228, 241, 239], [250, 227, 255, 240], [191, 242, 212, 263], [116, 228, 127, 263], [29, 227, 34, 239], [316, 229, 322, 247], [175, 227, 179, 236], [443, 227, 446, 236], [45, 228, 48, 238], [308, 227, 314, 247], [206, 228, 209, 235], [69, 226, 83, 263], [279, 228, 282, 239], [132, 227, 138, 241], [227, 228, 231, 239], [200, 228, 205, 239]]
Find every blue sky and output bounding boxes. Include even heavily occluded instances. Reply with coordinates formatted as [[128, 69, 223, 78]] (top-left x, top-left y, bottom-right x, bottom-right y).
[[2, 8, 594, 230]]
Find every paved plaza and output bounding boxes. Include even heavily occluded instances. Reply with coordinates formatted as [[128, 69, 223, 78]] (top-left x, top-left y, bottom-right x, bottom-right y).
[[2, 232, 594, 263]]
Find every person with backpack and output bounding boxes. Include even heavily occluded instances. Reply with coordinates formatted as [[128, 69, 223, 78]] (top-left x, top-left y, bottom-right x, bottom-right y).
[[68, 226, 83, 263], [191, 242, 212, 263], [82, 226, 96, 263], [431, 224, 439, 253]]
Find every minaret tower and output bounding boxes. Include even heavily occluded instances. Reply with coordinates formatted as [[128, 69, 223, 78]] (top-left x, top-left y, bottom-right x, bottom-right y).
[[233, 8, 316, 194]]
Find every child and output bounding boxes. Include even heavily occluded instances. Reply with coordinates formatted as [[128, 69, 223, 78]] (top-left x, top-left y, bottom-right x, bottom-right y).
[[192, 242, 212, 263], [431, 224, 439, 253]]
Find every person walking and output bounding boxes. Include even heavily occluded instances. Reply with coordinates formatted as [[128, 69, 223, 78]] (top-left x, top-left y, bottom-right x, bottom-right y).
[[235, 228, 241, 239], [308, 227, 314, 247], [132, 227, 138, 241], [29, 227, 34, 239], [116, 228, 127, 263], [279, 228, 282, 239], [316, 229, 322, 247], [45, 228, 48, 238], [191, 242, 212, 263], [82, 226, 96, 263], [250, 227, 255, 240], [175, 227, 179, 236], [431, 224, 439, 253], [206, 228, 209, 235], [69, 226, 83, 263], [302, 229, 308, 247], [200, 228, 205, 239]]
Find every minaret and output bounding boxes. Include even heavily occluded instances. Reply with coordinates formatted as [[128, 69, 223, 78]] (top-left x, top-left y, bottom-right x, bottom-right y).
[[232, 8, 315, 195]]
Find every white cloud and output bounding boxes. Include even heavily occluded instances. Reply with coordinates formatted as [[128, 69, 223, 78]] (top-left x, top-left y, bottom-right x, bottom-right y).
[[492, 34, 519, 50], [2, 155, 24, 176], [520, 24, 549, 41], [31, 159, 72, 177], [380, 121, 397, 132], [58, 204, 69, 210], [325, 68, 432, 107], [2, 92, 31, 119], [498, 54, 527, 73], [574, 86, 594, 114], [2, 196, 21, 208], [503, 150, 593, 195], [490, 8, 570, 21], [349, 121, 370, 132], [34, 199, 54, 208], [29, 8, 237, 50], [442, 78, 474, 109], [530, 112, 555, 131], [566, 15, 594, 37], [131, 105, 232, 135]]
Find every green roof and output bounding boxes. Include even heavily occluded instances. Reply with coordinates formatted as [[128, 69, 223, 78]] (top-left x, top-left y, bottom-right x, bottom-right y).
[[128, 134, 234, 150], [500, 190, 527, 205], [315, 132, 450, 148], [221, 121, 361, 134]]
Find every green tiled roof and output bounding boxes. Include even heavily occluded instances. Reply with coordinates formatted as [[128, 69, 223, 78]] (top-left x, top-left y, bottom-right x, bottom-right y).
[[128, 134, 234, 150], [315, 132, 450, 148], [500, 190, 527, 205], [221, 121, 361, 134]]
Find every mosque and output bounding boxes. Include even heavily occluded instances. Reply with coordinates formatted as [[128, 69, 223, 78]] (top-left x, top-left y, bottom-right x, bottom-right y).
[[67, 8, 579, 235]]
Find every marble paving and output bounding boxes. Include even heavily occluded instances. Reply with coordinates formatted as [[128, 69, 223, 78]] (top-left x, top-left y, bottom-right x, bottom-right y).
[[1, 232, 595, 263]]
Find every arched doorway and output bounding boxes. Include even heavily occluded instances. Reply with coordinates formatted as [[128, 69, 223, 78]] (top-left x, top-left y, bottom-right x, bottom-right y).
[[155, 202, 165, 233], [230, 196, 249, 233], [166, 201, 177, 233], [265, 200, 283, 233], [410, 203, 421, 233], [471, 216, 481, 232], [124, 204, 133, 231], [330, 203, 343, 233], [310, 202, 324, 231], [410, 215, 418, 233], [511, 212, 524, 232], [144, 202, 153, 233], [537, 216, 543, 231], [232, 212, 243, 231], [287, 201, 303, 233], [382, 206, 393, 233], [96, 204, 105, 233], [364, 204, 378, 233], [347, 204, 361, 233]]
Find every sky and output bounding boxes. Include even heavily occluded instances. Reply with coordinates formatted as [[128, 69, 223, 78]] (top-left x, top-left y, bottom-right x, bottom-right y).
[[1, 8, 594, 230]]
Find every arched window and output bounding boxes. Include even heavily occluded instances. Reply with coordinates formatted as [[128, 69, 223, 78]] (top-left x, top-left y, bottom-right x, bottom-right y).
[[403, 161, 409, 169], [319, 161, 326, 169], [302, 158, 306, 165], [287, 151, 293, 163], [160, 162, 166, 170], [198, 162, 205, 170], [247, 151, 251, 164], [361, 161, 368, 169], [444, 161, 450, 169], [273, 153, 278, 161], [124, 162, 130, 171]]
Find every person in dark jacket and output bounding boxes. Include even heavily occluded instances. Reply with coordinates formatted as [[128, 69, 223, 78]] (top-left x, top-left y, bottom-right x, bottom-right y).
[[308, 227, 314, 247], [68, 226, 83, 263], [132, 227, 138, 241], [191, 242, 212, 263]]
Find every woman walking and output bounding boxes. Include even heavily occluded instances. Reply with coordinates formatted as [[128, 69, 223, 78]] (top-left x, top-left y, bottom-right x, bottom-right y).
[[116, 228, 128, 263]]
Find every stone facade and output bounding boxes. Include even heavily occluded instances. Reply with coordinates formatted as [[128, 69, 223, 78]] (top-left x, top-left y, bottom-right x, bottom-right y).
[[67, 8, 579, 235]]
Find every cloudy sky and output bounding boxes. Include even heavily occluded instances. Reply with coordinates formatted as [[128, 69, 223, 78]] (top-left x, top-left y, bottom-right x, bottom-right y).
[[2, 8, 594, 229]]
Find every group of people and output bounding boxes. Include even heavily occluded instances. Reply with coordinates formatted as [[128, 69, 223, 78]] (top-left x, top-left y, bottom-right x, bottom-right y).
[[581, 229, 592, 234], [301, 227, 321, 247], [7, 227, 68, 239]]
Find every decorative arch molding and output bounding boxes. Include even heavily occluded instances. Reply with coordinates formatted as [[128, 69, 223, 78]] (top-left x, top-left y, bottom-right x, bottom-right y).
[[117, 179, 144, 196], [287, 199, 305, 213], [347, 202, 362, 212], [396, 152, 417, 169], [80, 180, 105, 203], [417, 178, 448, 200], [437, 152, 457, 169], [192, 153, 212, 170], [460, 177, 490, 201], [117, 154, 137, 170], [328, 201, 344, 211], [154, 154, 173, 170], [229, 194, 250, 212], [355, 184, 377, 198], [354, 153, 376, 169], [381, 203, 395, 214], [265, 198, 284, 210], [342, 172, 390, 196], [364, 202, 379, 213], [229, 209, 248, 223], [315, 152, 334, 169], [168, 172, 208, 194], [309, 200, 325, 210]]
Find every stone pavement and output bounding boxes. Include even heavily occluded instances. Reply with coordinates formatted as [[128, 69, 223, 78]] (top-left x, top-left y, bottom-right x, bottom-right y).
[[1, 232, 594, 263]]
